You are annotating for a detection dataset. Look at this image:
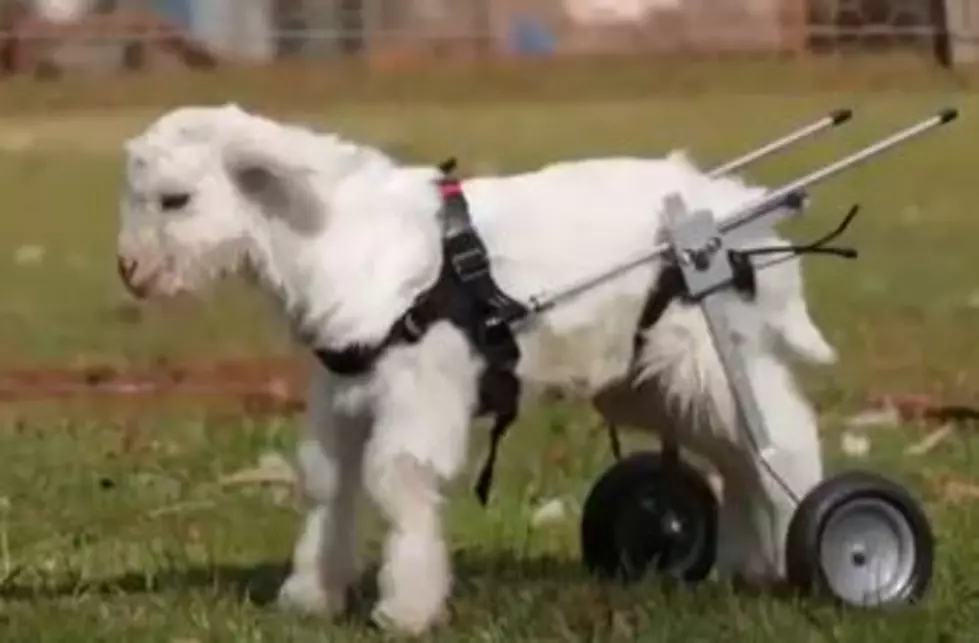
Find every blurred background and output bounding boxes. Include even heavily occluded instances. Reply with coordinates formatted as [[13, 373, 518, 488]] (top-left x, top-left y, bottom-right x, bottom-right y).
[[0, 4, 977, 640], [0, 0, 970, 76]]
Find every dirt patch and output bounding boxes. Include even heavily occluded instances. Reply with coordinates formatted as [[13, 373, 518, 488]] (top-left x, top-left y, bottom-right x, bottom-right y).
[[0, 356, 309, 416]]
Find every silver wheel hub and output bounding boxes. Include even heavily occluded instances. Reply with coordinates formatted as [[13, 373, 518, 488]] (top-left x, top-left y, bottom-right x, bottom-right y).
[[819, 498, 917, 606]]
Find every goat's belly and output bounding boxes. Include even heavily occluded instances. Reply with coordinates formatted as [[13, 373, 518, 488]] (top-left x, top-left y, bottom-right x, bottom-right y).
[[513, 300, 642, 395]]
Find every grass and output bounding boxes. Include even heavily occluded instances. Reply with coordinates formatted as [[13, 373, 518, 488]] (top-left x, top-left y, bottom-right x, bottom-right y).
[[1, 59, 979, 640]]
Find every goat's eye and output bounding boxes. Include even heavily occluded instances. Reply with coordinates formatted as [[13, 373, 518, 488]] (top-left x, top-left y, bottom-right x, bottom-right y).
[[159, 192, 191, 211]]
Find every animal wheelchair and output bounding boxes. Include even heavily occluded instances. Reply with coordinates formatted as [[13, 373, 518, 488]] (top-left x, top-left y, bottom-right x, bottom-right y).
[[538, 108, 956, 608]]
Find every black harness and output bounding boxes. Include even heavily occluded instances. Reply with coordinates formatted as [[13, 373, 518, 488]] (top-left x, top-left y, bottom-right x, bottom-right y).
[[314, 159, 861, 502], [314, 159, 529, 505]]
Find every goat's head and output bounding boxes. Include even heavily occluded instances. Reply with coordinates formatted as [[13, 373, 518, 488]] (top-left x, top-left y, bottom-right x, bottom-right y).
[[116, 104, 266, 299], [116, 103, 445, 355]]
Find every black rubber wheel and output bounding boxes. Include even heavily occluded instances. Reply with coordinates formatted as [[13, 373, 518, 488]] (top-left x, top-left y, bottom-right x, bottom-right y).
[[580, 450, 719, 584], [786, 470, 934, 607]]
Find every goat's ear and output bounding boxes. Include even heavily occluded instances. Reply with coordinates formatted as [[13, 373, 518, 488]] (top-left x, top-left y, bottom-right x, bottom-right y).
[[221, 121, 324, 235]]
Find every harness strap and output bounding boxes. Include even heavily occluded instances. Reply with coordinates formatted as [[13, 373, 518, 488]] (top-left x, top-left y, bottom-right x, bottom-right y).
[[315, 158, 527, 506], [473, 368, 521, 505], [629, 263, 686, 376], [314, 344, 382, 377], [436, 160, 528, 505], [313, 294, 431, 376], [437, 162, 529, 327]]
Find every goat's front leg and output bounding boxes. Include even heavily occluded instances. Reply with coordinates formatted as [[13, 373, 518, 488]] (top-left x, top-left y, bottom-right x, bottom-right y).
[[365, 326, 480, 636], [278, 362, 369, 618], [714, 353, 824, 585]]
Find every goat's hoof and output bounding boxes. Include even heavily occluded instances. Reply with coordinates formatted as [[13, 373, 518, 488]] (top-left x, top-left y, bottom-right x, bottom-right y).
[[276, 574, 346, 617], [731, 570, 788, 595], [370, 599, 449, 636]]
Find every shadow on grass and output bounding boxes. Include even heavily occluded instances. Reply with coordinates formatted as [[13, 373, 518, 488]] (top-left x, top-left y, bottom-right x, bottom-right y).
[[0, 549, 806, 615], [0, 552, 845, 640], [0, 561, 290, 606], [0, 551, 591, 604]]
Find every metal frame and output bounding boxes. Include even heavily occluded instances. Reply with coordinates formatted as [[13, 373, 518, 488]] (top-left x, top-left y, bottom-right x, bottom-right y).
[[499, 106, 958, 501], [657, 108, 955, 498]]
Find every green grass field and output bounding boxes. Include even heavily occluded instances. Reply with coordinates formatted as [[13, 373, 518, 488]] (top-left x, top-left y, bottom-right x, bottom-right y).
[[1, 60, 979, 641]]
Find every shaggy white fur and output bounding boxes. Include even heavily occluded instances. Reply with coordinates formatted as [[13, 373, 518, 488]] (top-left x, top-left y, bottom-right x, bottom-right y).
[[117, 104, 837, 635]]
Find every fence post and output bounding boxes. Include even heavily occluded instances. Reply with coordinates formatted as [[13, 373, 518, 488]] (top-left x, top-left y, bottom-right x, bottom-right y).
[[778, 0, 808, 54], [944, 0, 979, 65]]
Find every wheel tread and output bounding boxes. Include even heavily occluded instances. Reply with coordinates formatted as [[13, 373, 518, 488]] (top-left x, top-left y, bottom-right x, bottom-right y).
[[580, 450, 719, 584], [785, 469, 934, 607]]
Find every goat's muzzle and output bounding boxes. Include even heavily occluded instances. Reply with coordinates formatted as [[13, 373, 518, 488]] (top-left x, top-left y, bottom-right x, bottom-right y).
[[117, 254, 154, 299]]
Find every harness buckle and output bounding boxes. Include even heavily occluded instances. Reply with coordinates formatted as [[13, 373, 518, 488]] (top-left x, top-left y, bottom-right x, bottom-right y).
[[451, 246, 491, 282]]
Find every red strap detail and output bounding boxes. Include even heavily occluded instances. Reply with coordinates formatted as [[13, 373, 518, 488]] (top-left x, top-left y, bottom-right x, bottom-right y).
[[439, 181, 463, 197]]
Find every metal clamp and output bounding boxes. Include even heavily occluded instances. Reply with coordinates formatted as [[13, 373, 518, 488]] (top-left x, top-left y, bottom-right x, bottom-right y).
[[660, 193, 778, 461]]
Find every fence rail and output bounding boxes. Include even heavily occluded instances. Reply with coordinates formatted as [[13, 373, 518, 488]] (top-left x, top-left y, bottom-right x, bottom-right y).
[[0, 0, 977, 76]]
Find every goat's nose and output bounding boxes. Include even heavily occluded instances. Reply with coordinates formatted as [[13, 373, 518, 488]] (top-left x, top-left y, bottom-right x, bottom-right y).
[[117, 255, 147, 299], [117, 254, 133, 279]]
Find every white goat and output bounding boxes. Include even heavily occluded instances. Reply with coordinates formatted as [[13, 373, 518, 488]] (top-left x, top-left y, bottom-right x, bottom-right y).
[[116, 104, 837, 635]]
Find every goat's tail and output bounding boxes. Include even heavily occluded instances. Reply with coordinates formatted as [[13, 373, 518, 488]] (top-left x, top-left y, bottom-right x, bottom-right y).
[[770, 297, 837, 365]]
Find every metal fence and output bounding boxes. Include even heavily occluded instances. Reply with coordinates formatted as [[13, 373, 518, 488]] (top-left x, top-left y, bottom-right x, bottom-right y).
[[1, 0, 977, 76]]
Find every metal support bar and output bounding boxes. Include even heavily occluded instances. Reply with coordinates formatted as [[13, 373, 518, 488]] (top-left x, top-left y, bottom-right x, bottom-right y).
[[499, 109, 852, 325], [707, 108, 852, 178], [701, 289, 777, 458], [717, 108, 958, 235], [505, 107, 958, 327], [659, 194, 777, 456]]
